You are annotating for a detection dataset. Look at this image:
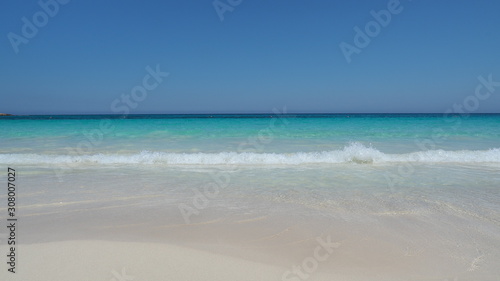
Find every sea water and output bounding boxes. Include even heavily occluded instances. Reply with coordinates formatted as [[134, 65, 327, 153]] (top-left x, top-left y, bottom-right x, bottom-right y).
[[1, 114, 499, 279]]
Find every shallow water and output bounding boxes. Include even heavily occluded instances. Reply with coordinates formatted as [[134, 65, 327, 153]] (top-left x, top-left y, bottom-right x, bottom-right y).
[[1, 114, 499, 279]]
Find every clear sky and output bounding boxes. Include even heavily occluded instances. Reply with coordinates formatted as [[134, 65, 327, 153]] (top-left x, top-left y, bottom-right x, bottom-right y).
[[1, 0, 500, 114]]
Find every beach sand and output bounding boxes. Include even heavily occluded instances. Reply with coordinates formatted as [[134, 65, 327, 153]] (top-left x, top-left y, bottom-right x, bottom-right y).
[[1, 211, 497, 281], [2, 240, 292, 281], [1, 233, 495, 281], [1, 164, 499, 281]]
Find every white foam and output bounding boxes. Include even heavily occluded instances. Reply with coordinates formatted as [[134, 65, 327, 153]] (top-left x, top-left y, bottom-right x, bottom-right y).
[[1, 142, 499, 166]]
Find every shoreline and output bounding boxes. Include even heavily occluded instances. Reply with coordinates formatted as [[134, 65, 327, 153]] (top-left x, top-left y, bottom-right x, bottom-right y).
[[8, 202, 498, 281], [1, 238, 495, 281]]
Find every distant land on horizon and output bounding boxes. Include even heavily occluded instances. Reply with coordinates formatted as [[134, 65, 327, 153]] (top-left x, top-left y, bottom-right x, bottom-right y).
[[1, 112, 500, 117]]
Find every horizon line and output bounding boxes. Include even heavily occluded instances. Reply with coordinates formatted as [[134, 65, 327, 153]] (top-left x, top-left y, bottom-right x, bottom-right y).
[[2, 112, 500, 116]]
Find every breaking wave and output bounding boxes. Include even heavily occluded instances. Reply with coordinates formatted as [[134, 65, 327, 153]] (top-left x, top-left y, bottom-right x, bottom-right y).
[[1, 143, 499, 166]]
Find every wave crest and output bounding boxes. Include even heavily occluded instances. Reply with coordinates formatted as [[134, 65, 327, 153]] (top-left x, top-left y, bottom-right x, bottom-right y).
[[1, 143, 499, 166]]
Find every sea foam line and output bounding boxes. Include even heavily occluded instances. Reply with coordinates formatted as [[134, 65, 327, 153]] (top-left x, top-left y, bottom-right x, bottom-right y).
[[1, 143, 499, 165]]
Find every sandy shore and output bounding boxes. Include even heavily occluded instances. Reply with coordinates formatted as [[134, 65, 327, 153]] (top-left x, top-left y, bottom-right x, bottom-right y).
[[1, 231, 496, 281], [1, 166, 498, 280], [0, 240, 351, 281]]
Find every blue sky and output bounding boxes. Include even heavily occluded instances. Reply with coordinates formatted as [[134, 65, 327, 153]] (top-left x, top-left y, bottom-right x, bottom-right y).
[[1, 0, 500, 114]]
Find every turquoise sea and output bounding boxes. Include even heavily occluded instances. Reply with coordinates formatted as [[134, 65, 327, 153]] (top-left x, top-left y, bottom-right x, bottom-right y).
[[1, 113, 499, 280], [2, 113, 500, 155]]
